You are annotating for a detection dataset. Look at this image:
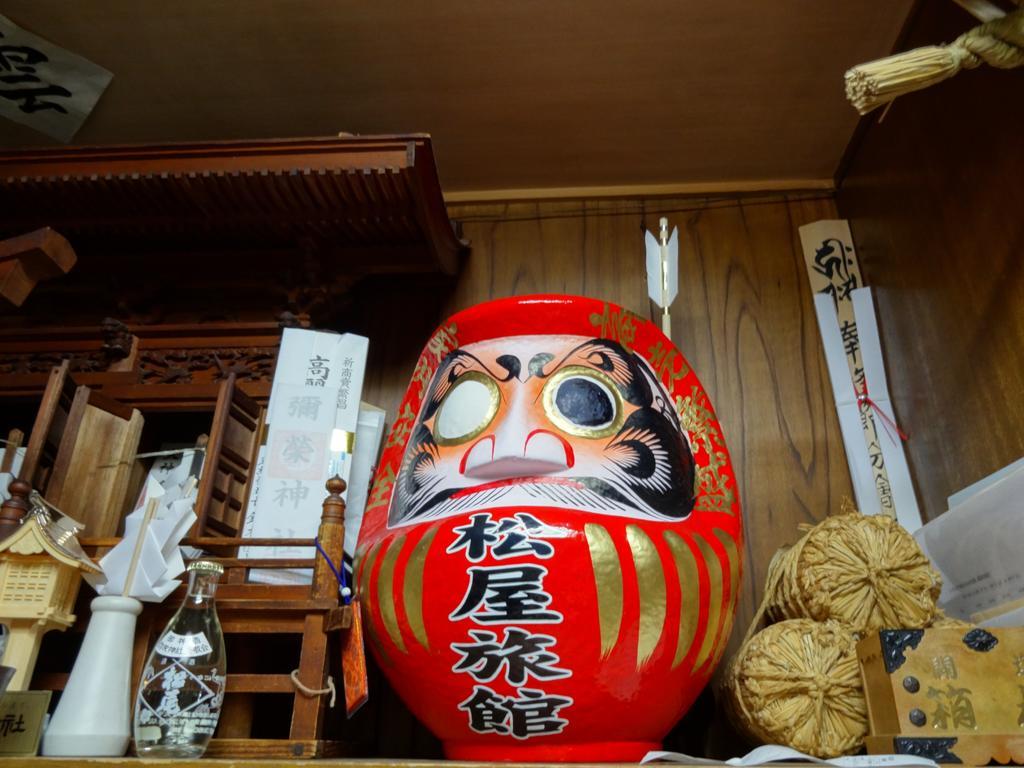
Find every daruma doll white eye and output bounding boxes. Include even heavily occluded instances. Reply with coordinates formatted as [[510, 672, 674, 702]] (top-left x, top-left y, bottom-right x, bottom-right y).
[[434, 372, 499, 445]]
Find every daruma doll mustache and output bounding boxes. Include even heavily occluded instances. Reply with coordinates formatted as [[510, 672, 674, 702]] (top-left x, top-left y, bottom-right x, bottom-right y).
[[356, 295, 742, 762]]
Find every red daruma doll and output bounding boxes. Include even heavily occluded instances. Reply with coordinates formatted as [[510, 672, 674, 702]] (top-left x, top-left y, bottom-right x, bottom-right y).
[[356, 295, 742, 761]]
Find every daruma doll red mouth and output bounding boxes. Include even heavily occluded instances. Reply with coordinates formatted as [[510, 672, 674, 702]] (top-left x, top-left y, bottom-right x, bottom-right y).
[[356, 295, 742, 762]]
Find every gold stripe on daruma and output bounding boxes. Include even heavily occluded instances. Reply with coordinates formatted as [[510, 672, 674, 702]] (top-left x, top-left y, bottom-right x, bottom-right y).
[[377, 535, 407, 653], [626, 524, 667, 669], [403, 527, 437, 651], [585, 522, 623, 658], [663, 530, 700, 670], [358, 542, 380, 602], [693, 533, 723, 669], [358, 543, 393, 667], [711, 528, 740, 666]]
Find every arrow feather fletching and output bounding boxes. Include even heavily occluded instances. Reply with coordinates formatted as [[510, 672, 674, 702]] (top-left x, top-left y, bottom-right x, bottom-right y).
[[665, 226, 679, 304], [645, 230, 665, 306]]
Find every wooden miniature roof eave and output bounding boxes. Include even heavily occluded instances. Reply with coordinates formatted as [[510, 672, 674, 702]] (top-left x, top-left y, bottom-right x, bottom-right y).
[[0, 516, 102, 573], [0, 134, 467, 276]]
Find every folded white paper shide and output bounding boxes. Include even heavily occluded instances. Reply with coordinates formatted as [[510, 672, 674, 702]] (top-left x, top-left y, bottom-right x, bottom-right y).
[[242, 328, 369, 585], [915, 457, 1024, 625]]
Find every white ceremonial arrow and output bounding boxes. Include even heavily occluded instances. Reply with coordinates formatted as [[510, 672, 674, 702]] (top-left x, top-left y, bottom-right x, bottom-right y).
[[645, 216, 679, 339]]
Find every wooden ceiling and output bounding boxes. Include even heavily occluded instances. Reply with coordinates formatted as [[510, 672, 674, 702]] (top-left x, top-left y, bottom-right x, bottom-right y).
[[0, 1, 915, 197]]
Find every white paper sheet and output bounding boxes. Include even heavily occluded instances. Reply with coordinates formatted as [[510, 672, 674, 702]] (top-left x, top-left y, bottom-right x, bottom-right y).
[[243, 329, 368, 584], [0, 14, 112, 141], [850, 288, 921, 532], [947, 454, 1024, 509], [642, 745, 936, 767], [344, 403, 386, 562], [88, 486, 196, 601], [814, 290, 922, 531], [814, 293, 880, 515], [979, 604, 1024, 627], [915, 460, 1024, 620], [0, 446, 25, 502]]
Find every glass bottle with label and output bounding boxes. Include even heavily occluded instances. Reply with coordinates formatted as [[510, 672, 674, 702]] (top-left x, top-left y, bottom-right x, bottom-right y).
[[133, 560, 226, 758]]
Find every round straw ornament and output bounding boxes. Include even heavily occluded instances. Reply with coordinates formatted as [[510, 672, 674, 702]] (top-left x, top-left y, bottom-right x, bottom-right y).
[[764, 505, 941, 634], [724, 619, 867, 758]]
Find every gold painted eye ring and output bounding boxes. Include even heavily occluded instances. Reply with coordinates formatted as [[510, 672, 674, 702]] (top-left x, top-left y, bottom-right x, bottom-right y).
[[432, 370, 501, 446], [542, 365, 625, 439]]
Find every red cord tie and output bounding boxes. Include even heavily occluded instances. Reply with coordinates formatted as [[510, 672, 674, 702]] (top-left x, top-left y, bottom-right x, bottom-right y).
[[856, 381, 909, 443]]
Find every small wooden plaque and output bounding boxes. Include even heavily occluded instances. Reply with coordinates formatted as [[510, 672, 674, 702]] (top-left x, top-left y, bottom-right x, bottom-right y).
[[858, 626, 1024, 764], [0, 690, 51, 756], [341, 599, 368, 716]]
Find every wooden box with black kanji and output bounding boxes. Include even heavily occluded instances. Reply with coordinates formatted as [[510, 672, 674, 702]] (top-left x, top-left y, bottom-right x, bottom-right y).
[[858, 626, 1024, 765]]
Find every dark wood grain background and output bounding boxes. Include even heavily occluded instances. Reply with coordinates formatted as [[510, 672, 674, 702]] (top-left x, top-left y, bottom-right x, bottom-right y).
[[838, 0, 1024, 521]]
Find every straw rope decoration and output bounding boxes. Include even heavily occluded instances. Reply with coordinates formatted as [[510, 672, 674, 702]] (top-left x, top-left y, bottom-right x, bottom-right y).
[[722, 500, 946, 758], [846, 4, 1024, 114]]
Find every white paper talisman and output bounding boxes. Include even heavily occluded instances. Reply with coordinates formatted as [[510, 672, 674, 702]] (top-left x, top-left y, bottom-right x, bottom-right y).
[[242, 328, 368, 583], [800, 219, 921, 530], [0, 14, 112, 141]]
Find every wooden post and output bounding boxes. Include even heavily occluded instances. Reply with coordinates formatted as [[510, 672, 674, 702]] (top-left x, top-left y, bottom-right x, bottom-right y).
[[312, 476, 346, 600], [20, 360, 75, 489], [290, 477, 346, 742], [0, 479, 31, 541], [193, 373, 265, 541], [1, 428, 23, 473]]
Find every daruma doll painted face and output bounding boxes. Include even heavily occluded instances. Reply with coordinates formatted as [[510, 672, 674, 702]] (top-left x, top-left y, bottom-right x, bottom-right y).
[[357, 295, 742, 761]]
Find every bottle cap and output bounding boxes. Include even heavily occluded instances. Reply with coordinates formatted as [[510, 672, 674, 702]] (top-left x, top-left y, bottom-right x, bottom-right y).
[[187, 560, 224, 575]]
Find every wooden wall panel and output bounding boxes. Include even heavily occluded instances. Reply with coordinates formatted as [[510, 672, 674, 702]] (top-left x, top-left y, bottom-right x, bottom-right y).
[[837, 2, 1024, 520]]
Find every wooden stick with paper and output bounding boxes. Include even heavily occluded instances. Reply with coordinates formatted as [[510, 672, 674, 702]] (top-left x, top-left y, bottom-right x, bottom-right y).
[[645, 217, 679, 339], [814, 290, 922, 531], [799, 220, 922, 532], [86, 477, 198, 601]]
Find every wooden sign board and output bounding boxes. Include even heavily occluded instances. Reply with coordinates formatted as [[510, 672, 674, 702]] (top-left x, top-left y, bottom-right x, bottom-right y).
[[859, 626, 1024, 764], [0, 690, 51, 756]]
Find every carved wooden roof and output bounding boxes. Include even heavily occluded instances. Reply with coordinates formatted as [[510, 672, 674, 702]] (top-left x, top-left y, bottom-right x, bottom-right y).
[[0, 135, 467, 331], [0, 135, 465, 276]]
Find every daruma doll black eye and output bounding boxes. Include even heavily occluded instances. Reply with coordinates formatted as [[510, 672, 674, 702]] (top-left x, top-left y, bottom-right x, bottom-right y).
[[555, 376, 614, 427]]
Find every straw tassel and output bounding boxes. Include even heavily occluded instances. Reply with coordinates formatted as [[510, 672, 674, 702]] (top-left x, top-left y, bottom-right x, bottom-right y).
[[845, 8, 1024, 114]]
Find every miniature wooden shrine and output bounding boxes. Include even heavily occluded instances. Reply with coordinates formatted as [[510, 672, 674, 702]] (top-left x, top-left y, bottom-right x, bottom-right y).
[[0, 481, 100, 691], [0, 135, 465, 757]]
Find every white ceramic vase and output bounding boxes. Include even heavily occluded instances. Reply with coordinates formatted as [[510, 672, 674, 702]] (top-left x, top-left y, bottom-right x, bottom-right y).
[[42, 595, 142, 756]]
